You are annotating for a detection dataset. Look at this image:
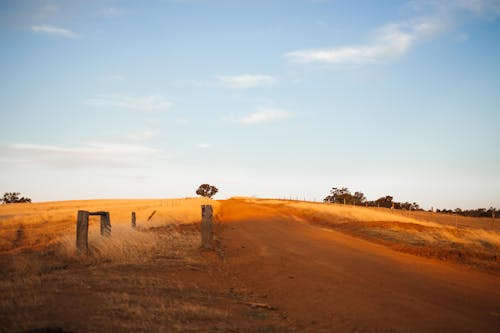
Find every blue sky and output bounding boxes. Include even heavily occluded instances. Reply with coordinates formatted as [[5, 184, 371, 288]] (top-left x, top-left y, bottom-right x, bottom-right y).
[[1, 0, 499, 209]]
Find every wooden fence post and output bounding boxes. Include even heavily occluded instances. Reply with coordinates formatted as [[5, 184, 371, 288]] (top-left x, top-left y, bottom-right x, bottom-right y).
[[131, 212, 136, 229], [201, 205, 214, 249], [76, 210, 89, 253], [100, 212, 111, 236]]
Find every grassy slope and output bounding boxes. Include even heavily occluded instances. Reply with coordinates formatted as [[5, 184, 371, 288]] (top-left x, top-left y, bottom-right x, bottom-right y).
[[236, 198, 500, 272]]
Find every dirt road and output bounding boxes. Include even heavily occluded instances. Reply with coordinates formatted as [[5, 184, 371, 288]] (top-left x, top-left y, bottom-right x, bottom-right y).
[[218, 199, 500, 333]]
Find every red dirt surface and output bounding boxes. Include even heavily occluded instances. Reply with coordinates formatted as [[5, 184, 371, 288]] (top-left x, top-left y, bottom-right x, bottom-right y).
[[217, 199, 500, 332]]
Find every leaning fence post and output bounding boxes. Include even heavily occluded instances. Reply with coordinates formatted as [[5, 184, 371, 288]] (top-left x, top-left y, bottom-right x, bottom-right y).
[[131, 212, 136, 229], [201, 205, 214, 249], [100, 212, 111, 236], [76, 210, 89, 253]]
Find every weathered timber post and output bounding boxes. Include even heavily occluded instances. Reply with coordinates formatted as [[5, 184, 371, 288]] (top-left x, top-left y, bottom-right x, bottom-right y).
[[201, 204, 214, 249], [131, 212, 136, 229], [99, 212, 111, 236], [76, 210, 111, 252], [76, 210, 90, 253]]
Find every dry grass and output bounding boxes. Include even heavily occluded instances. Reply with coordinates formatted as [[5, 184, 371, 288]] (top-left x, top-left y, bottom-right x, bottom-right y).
[[0, 198, 289, 333], [0, 197, 218, 253]]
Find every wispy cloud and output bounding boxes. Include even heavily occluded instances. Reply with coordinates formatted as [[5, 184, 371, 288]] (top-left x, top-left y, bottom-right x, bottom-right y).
[[1, 142, 159, 169], [225, 107, 292, 124], [175, 118, 189, 125], [31, 24, 80, 38], [285, 0, 500, 65], [95, 7, 122, 17], [447, 0, 500, 14], [126, 130, 155, 141], [216, 74, 277, 88], [100, 74, 126, 82], [284, 18, 444, 64], [85, 94, 172, 112], [196, 143, 211, 149]]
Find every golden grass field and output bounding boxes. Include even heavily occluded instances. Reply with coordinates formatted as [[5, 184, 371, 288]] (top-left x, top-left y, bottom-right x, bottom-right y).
[[1, 197, 499, 332]]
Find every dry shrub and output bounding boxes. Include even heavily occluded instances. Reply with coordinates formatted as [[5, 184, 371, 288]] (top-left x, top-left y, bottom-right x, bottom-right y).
[[57, 224, 200, 265], [0, 198, 216, 254]]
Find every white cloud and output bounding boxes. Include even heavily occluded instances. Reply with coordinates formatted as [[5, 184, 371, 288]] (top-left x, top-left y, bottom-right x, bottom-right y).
[[175, 118, 189, 125], [31, 24, 80, 38], [95, 7, 122, 17], [1, 142, 159, 169], [455, 33, 469, 41], [100, 74, 126, 82], [216, 74, 277, 88], [85, 94, 172, 112], [407, 0, 500, 15], [196, 143, 211, 149], [225, 107, 292, 124], [454, 0, 500, 14], [126, 130, 155, 141], [284, 0, 500, 66], [284, 18, 444, 65]]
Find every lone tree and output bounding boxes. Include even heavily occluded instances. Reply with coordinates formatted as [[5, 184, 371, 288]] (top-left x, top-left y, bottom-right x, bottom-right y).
[[196, 184, 218, 198], [324, 187, 365, 205], [1, 192, 31, 204]]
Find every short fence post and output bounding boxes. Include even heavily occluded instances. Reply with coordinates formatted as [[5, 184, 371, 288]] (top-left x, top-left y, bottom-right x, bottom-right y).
[[76, 210, 89, 253], [100, 212, 111, 236], [201, 205, 214, 249], [131, 212, 136, 229]]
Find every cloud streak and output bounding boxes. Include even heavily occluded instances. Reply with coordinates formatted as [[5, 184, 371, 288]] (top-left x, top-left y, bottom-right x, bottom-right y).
[[31, 24, 80, 38], [1, 142, 159, 169], [95, 7, 122, 17], [126, 130, 155, 141], [285, 0, 500, 65], [225, 107, 292, 124], [85, 94, 172, 112], [284, 18, 444, 64], [216, 74, 277, 88]]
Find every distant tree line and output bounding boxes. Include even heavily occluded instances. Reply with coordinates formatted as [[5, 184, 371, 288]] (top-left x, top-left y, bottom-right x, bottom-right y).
[[1, 192, 31, 204], [323, 186, 497, 217], [323, 187, 422, 210], [435, 207, 497, 218]]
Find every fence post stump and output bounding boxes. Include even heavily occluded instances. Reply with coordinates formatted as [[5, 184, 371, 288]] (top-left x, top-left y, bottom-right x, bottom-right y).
[[131, 212, 136, 229], [201, 205, 214, 249], [100, 212, 111, 236], [76, 210, 89, 253]]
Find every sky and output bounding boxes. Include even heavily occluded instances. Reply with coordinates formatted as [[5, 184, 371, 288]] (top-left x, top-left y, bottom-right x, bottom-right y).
[[0, 0, 499, 209]]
